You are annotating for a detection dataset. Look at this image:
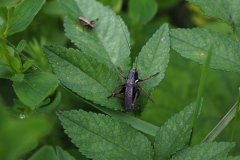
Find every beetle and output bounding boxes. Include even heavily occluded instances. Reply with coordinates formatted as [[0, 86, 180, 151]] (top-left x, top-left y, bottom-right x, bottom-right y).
[[108, 67, 159, 111], [78, 17, 98, 29]]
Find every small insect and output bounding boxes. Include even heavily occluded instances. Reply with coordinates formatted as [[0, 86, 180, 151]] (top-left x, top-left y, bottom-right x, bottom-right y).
[[108, 67, 159, 111], [78, 17, 98, 29]]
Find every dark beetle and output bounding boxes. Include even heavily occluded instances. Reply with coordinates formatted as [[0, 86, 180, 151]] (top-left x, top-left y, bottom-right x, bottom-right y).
[[78, 17, 98, 29], [108, 67, 159, 111]]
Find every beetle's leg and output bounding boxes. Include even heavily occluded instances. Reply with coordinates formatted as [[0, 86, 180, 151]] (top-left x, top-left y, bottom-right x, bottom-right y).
[[138, 85, 154, 103], [117, 67, 127, 79], [107, 83, 125, 100], [131, 88, 140, 109], [138, 72, 159, 82]]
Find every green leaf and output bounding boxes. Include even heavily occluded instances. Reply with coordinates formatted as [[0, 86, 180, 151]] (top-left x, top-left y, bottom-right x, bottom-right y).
[[10, 73, 24, 82], [0, 64, 12, 79], [129, 0, 158, 24], [43, 45, 122, 110], [0, 107, 50, 160], [16, 39, 26, 53], [13, 72, 58, 108], [56, 146, 76, 160], [7, 0, 45, 36], [187, 0, 240, 37], [58, 0, 131, 74], [57, 110, 154, 160], [154, 102, 199, 160], [10, 56, 21, 72], [171, 142, 235, 159], [170, 28, 240, 73], [28, 145, 58, 160], [0, 0, 16, 7], [20, 60, 34, 72], [136, 23, 170, 106]]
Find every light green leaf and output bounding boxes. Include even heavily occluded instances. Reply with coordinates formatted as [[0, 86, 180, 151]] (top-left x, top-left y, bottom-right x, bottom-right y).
[[10, 73, 24, 82], [129, 0, 158, 24], [0, 0, 16, 7], [43, 45, 122, 110], [7, 0, 45, 36], [171, 142, 235, 160], [58, 0, 131, 74], [170, 28, 240, 73], [20, 60, 34, 72], [154, 102, 198, 160], [187, 0, 240, 37], [136, 23, 170, 106], [28, 145, 58, 160], [16, 39, 26, 53], [56, 146, 76, 160], [13, 72, 58, 108], [57, 110, 154, 160]]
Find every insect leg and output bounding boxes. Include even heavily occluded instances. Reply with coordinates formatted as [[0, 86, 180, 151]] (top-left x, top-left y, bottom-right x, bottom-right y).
[[138, 72, 159, 82], [138, 85, 154, 103], [117, 67, 127, 79], [131, 88, 140, 109], [107, 83, 125, 100]]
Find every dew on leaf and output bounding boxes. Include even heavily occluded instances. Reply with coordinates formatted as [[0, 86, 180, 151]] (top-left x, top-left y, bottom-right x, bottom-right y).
[[19, 113, 26, 119]]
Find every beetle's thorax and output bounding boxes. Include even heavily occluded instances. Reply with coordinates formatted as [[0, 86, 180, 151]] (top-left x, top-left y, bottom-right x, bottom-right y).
[[126, 68, 138, 83]]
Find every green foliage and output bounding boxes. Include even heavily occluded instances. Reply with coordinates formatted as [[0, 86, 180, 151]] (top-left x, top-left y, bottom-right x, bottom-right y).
[[28, 146, 57, 160], [171, 142, 235, 160], [56, 146, 77, 160], [129, 0, 158, 24], [57, 109, 153, 160]]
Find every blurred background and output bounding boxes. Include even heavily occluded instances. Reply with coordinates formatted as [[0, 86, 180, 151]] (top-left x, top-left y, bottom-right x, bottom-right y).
[[1, 0, 240, 158]]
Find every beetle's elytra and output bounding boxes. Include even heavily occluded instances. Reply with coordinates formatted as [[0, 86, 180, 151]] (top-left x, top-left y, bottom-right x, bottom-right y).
[[108, 67, 159, 111]]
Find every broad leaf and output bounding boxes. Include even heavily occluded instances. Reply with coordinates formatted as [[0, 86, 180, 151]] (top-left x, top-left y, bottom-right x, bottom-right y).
[[57, 110, 153, 160], [58, 0, 131, 74], [136, 23, 170, 106], [56, 146, 76, 160], [0, 0, 16, 7], [129, 0, 158, 24], [171, 142, 235, 159], [7, 0, 45, 36], [187, 0, 240, 37], [43, 45, 122, 110], [170, 28, 240, 73], [13, 72, 58, 108], [154, 102, 199, 159]]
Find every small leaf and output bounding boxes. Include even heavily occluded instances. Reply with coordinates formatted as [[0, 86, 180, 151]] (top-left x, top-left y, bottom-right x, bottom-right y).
[[58, 0, 131, 74], [170, 28, 240, 73], [57, 110, 153, 160], [7, 0, 45, 36], [28, 145, 58, 160], [0, 64, 12, 79], [10, 56, 21, 72], [171, 142, 235, 159], [10, 73, 24, 82], [13, 72, 58, 108], [154, 102, 199, 159], [20, 60, 34, 72], [136, 23, 170, 106], [43, 45, 122, 110], [16, 39, 26, 53], [129, 0, 158, 24], [56, 146, 76, 160]]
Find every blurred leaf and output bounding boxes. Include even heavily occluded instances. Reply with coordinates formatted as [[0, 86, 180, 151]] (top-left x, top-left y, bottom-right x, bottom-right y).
[[28, 145, 57, 160], [10, 73, 24, 82], [136, 23, 170, 106], [154, 102, 199, 159], [170, 28, 240, 73], [0, 107, 50, 160], [187, 0, 240, 38], [20, 60, 34, 72], [129, 0, 158, 24], [7, 0, 45, 36], [57, 110, 153, 160], [157, 0, 180, 9], [56, 146, 76, 160], [98, 0, 123, 13], [10, 56, 21, 72], [13, 72, 58, 108], [43, 45, 122, 110], [0, 0, 16, 7], [171, 142, 235, 159], [0, 64, 12, 78], [16, 39, 26, 53], [58, 0, 131, 74]]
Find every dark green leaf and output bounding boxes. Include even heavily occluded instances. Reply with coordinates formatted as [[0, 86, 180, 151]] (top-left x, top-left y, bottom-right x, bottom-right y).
[[43, 45, 122, 110], [57, 110, 153, 160], [28, 146, 58, 160], [13, 72, 58, 108], [58, 0, 131, 74], [0, 64, 12, 79], [170, 28, 240, 73], [154, 102, 199, 159], [56, 146, 76, 160], [136, 23, 170, 106], [129, 0, 158, 24], [171, 142, 235, 159], [7, 0, 45, 36]]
